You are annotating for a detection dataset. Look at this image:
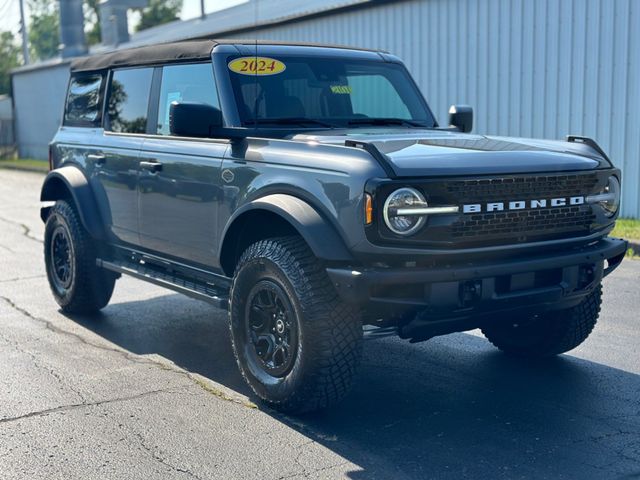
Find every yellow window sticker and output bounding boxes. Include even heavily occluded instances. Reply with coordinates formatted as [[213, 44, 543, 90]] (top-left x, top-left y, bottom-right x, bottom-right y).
[[228, 57, 286, 76], [330, 85, 352, 94]]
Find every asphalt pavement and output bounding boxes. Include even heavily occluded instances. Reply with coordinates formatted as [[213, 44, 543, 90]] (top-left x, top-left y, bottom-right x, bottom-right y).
[[0, 169, 639, 479]]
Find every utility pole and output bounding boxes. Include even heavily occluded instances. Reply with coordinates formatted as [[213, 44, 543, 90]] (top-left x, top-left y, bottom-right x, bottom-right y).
[[18, 0, 30, 65], [200, 0, 205, 19]]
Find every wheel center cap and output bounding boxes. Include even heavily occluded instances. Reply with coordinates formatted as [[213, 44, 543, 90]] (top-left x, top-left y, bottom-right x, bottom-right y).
[[275, 319, 285, 334]]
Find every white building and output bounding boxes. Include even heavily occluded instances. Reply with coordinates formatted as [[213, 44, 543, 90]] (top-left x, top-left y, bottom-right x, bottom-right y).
[[11, 0, 640, 216]]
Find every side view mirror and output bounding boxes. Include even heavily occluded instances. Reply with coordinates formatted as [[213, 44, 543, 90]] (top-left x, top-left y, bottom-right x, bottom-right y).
[[448, 105, 473, 133], [170, 101, 223, 138]]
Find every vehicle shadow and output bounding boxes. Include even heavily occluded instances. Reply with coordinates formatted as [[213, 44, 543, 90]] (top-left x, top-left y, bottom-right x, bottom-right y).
[[70, 291, 640, 479]]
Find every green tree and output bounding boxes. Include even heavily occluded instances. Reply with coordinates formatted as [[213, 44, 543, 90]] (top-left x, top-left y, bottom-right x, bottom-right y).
[[84, 0, 101, 46], [0, 32, 22, 95], [135, 0, 182, 32], [28, 0, 59, 61]]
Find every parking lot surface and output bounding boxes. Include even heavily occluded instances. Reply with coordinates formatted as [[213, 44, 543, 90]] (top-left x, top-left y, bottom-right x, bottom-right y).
[[0, 169, 639, 479]]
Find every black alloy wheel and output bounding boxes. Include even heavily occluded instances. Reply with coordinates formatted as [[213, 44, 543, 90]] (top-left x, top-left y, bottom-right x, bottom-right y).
[[245, 280, 299, 378], [50, 225, 74, 292]]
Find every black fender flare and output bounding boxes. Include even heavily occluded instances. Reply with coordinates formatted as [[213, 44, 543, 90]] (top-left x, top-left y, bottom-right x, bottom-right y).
[[220, 193, 354, 267], [40, 166, 106, 240]]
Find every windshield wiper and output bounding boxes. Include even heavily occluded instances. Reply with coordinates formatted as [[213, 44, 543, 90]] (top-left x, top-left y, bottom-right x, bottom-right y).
[[245, 117, 338, 128], [347, 117, 429, 127]]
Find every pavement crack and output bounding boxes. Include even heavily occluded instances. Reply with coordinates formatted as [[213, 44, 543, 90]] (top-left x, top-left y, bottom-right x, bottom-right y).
[[0, 216, 42, 244], [6, 336, 86, 405], [275, 439, 349, 480], [290, 440, 315, 479], [277, 440, 348, 480], [132, 431, 205, 480], [1, 295, 164, 367], [0, 388, 174, 425], [0, 274, 46, 284], [0, 243, 15, 253], [0, 317, 86, 404], [0, 296, 257, 411]]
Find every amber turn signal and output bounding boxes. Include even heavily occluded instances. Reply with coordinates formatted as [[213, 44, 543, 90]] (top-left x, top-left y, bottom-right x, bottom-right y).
[[365, 193, 373, 225]]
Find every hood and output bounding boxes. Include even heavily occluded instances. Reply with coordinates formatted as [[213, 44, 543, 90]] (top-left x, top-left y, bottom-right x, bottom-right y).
[[291, 129, 609, 177]]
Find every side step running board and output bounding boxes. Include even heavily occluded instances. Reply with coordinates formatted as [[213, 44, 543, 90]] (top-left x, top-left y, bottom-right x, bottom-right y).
[[97, 258, 230, 309]]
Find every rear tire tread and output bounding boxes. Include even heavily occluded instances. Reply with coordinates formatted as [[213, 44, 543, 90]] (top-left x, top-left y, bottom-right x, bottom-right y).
[[482, 285, 602, 357], [44, 200, 115, 314]]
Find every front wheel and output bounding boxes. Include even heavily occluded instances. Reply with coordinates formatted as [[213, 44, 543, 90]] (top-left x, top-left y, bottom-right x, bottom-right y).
[[229, 236, 362, 414], [482, 285, 602, 357]]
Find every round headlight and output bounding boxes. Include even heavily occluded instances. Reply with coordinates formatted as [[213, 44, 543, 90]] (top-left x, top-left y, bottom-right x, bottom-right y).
[[383, 187, 427, 235], [601, 175, 620, 217]]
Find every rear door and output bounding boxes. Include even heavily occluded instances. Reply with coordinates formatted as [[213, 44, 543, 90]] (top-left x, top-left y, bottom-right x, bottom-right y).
[[138, 62, 228, 268], [89, 67, 154, 245]]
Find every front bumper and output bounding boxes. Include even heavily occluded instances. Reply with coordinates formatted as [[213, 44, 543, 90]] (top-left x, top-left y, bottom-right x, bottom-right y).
[[327, 237, 627, 318]]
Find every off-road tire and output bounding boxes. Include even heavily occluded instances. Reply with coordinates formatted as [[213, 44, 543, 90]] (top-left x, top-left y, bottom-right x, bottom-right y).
[[229, 236, 362, 414], [44, 200, 116, 314], [482, 285, 602, 357]]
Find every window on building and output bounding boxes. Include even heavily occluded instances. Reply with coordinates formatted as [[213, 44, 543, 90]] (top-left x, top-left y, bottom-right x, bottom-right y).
[[156, 63, 220, 135], [106, 68, 153, 134], [64, 74, 104, 126]]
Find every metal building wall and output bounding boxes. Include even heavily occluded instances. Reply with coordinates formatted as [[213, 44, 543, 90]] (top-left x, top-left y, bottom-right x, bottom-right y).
[[237, 0, 640, 218], [12, 62, 71, 160]]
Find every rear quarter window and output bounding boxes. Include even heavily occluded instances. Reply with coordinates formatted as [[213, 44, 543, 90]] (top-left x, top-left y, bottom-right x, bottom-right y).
[[64, 74, 105, 127], [106, 68, 153, 134]]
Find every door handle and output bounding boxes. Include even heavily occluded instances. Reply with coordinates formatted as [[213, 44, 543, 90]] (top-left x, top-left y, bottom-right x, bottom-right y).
[[140, 160, 163, 173], [88, 153, 106, 166]]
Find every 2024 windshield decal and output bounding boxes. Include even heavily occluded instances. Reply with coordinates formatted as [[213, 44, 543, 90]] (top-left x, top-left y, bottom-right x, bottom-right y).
[[228, 57, 286, 76]]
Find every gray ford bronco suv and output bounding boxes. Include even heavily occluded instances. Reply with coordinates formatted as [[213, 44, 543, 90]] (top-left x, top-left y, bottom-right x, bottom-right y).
[[42, 39, 627, 413]]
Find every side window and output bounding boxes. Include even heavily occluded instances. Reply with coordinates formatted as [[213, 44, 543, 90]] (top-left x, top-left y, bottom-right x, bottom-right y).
[[64, 74, 104, 126], [157, 63, 219, 135], [347, 74, 411, 119], [107, 68, 153, 134]]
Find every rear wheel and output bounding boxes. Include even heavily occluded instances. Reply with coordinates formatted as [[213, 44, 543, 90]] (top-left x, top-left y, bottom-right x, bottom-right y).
[[229, 236, 362, 414], [44, 200, 117, 314], [482, 285, 602, 357]]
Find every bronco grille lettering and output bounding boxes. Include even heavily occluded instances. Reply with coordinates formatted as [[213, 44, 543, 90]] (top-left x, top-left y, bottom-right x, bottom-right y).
[[463, 196, 585, 214]]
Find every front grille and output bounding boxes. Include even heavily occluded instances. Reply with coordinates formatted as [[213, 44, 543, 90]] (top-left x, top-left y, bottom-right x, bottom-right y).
[[370, 171, 608, 249], [452, 205, 595, 239], [446, 173, 599, 203], [447, 173, 600, 245]]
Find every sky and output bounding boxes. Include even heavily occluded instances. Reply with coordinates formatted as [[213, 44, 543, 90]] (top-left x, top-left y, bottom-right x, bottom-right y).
[[181, 0, 247, 20], [0, 0, 248, 36]]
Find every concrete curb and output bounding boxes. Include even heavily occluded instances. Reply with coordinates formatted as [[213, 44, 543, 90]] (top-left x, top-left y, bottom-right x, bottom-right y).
[[0, 164, 47, 174]]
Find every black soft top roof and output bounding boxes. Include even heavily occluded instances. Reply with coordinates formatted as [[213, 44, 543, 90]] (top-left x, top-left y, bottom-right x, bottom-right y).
[[71, 39, 217, 72], [70, 39, 380, 73]]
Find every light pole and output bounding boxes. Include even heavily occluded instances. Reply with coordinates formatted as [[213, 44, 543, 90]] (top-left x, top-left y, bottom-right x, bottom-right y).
[[18, 0, 30, 64]]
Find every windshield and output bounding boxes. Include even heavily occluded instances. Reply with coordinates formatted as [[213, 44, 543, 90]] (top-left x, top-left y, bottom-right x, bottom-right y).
[[226, 55, 436, 129]]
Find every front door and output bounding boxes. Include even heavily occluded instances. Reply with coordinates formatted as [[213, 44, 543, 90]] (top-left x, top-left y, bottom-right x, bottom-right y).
[[137, 62, 227, 268]]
